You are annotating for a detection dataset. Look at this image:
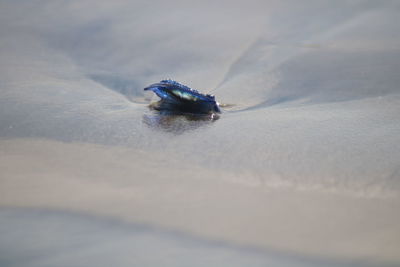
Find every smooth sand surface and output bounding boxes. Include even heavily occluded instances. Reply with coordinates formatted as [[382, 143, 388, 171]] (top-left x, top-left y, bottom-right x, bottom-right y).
[[1, 0, 400, 266]]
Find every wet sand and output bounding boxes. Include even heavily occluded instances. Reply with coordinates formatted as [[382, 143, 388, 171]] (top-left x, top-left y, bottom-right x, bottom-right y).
[[1, 0, 400, 266]]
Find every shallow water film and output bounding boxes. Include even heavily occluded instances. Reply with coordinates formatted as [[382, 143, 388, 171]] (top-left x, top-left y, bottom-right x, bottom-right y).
[[1, 1, 400, 266]]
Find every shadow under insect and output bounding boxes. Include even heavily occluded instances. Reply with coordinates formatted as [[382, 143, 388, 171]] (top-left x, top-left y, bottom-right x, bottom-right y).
[[143, 112, 218, 134]]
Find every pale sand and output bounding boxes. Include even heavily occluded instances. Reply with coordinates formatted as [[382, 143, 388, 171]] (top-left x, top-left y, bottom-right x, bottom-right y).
[[1, 0, 400, 266]]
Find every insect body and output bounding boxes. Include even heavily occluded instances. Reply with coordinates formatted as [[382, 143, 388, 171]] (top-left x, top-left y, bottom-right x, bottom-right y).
[[144, 80, 221, 115]]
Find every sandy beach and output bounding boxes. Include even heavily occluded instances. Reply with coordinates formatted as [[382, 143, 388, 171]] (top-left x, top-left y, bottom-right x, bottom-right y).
[[1, 1, 400, 266]]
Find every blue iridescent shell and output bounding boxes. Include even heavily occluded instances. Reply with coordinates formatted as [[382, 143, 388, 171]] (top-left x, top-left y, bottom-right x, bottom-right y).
[[144, 79, 221, 114]]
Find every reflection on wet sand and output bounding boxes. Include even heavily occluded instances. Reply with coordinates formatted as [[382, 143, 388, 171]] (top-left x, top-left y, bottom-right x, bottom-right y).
[[143, 113, 218, 134], [142, 101, 219, 134]]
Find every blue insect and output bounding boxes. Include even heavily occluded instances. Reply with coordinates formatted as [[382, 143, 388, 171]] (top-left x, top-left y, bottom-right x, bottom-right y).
[[144, 79, 221, 115]]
